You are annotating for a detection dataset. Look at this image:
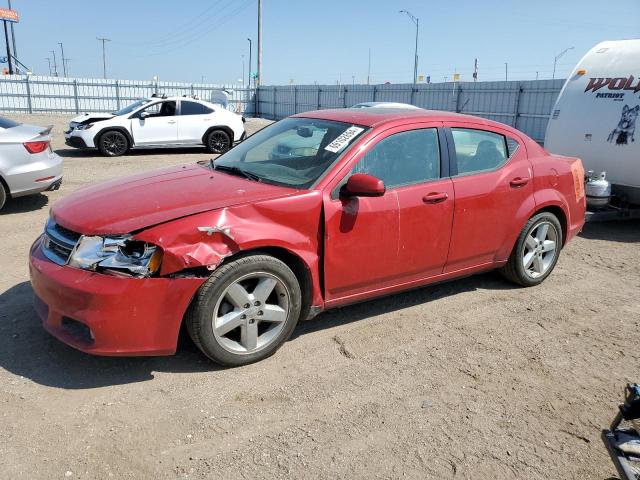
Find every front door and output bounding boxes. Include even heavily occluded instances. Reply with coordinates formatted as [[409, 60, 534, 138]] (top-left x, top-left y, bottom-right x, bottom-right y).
[[323, 124, 454, 302], [131, 100, 178, 145]]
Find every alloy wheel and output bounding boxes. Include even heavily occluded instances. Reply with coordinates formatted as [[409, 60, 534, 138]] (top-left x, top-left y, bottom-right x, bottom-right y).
[[209, 131, 230, 152], [522, 221, 559, 278], [102, 132, 127, 156], [212, 272, 290, 354]]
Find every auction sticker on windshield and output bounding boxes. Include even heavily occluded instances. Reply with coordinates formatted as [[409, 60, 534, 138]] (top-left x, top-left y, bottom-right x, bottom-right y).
[[324, 126, 365, 153]]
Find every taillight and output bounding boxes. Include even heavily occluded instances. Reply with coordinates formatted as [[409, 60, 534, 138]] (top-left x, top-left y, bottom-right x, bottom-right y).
[[23, 141, 50, 154]]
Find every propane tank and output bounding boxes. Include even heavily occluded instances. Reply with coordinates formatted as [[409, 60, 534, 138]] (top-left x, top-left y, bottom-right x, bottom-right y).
[[585, 171, 611, 210]]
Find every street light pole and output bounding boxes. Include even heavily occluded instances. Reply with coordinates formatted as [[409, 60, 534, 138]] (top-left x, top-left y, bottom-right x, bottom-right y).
[[399, 10, 418, 84], [257, 0, 262, 86], [97, 37, 111, 79], [553, 46, 574, 80], [247, 37, 252, 89]]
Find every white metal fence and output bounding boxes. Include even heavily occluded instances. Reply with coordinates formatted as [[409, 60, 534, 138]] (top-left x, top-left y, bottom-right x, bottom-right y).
[[255, 80, 565, 143], [0, 75, 254, 115], [0, 76, 563, 143]]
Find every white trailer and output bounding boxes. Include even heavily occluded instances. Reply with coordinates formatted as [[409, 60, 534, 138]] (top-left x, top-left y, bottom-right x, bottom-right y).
[[545, 39, 640, 218]]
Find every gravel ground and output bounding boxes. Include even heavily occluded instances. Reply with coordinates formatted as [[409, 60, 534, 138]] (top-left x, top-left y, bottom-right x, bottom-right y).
[[0, 114, 639, 480]]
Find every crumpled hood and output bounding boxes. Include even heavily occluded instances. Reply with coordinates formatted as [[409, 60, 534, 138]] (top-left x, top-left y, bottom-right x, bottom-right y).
[[52, 164, 297, 235], [69, 112, 115, 124]]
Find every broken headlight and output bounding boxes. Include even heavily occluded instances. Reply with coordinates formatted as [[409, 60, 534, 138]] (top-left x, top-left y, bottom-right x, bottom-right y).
[[68, 235, 162, 277]]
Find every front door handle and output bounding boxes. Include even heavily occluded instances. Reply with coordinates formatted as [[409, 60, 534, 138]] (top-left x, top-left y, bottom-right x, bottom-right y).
[[422, 192, 449, 204], [167, 120, 176, 124], [510, 177, 530, 188]]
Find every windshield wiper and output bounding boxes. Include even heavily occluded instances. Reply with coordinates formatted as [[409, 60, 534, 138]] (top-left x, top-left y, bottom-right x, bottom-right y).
[[213, 163, 263, 182]]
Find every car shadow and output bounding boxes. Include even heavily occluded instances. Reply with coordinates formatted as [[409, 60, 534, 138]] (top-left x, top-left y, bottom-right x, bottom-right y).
[[54, 147, 211, 158], [579, 219, 640, 243], [0, 271, 513, 389], [292, 271, 514, 339], [0, 194, 49, 214], [0, 282, 219, 390]]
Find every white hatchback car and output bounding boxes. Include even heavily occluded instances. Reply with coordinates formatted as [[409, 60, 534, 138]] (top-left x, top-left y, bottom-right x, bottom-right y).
[[65, 95, 246, 157]]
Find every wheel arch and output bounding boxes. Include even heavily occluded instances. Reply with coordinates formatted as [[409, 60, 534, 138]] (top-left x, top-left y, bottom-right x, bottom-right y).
[[202, 125, 235, 145], [213, 246, 314, 321], [533, 202, 569, 247], [93, 126, 134, 147]]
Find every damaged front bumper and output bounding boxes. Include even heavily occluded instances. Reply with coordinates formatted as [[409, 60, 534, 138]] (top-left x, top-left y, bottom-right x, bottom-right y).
[[29, 237, 205, 356]]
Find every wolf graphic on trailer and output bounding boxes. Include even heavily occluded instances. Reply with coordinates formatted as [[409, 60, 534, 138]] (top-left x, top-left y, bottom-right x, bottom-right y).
[[608, 104, 639, 145]]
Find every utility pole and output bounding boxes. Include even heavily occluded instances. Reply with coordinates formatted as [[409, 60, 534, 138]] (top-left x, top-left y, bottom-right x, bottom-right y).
[[45, 57, 51, 75], [58, 42, 66, 76], [257, 0, 262, 86], [367, 48, 371, 85], [97, 37, 110, 79], [2, 20, 11, 74], [553, 46, 574, 80], [399, 10, 418, 84], [247, 37, 252, 89], [50, 49, 58, 76], [7, 0, 17, 71], [505, 62, 508, 81]]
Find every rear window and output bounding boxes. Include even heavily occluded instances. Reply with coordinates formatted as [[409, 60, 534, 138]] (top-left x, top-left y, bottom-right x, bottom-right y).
[[0, 116, 19, 129], [180, 101, 213, 115]]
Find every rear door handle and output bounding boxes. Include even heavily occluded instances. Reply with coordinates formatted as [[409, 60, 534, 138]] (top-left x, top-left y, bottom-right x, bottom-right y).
[[422, 192, 449, 204], [510, 177, 530, 188]]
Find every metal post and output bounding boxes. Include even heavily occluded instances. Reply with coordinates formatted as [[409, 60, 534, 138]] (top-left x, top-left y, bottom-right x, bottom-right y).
[[367, 48, 371, 85], [399, 10, 418, 85], [316, 86, 321, 110], [115, 80, 121, 110], [97, 37, 111, 79], [454, 84, 462, 112], [7, 0, 17, 71], [3, 20, 12, 74], [272, 87, 276, 119], [247, 38, 252, 89], [505, 62, 508, 81], [343, 85, 347, 108], [58, 42, 66, 76], [45, 57, 51, 75], [25, 75, 32, 113], [50, 50, 57, 76], [293, 86, 297, 114], [254, 84, 258, 117], [257, 0, 262, 86], [72, 79, 79, 114], [190, 83, 194, 96], [372, 85, 377, 102]]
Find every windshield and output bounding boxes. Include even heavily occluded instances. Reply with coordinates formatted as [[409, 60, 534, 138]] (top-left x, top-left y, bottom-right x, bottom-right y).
[[212, 118, 368, 189], [112, 99, 150, 116]]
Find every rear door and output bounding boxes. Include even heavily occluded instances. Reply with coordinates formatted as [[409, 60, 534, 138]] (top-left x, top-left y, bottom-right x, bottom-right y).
[[177, 100, 214, 144], [443, 123, 533, 272]]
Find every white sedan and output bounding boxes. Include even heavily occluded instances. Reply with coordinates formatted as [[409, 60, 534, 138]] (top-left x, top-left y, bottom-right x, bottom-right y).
[[65, 96, 246, 156]]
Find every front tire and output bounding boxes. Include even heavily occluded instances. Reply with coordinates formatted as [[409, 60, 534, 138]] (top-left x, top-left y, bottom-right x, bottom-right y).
[[0, 181, 7, 210], [98, 130, 130, 157], [499, 212, 563, 287], [206, 129, 232, 154], [185, 254, 302, 366]]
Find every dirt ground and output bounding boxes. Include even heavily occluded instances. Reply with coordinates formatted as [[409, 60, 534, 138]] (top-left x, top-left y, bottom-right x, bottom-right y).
[[0, 114, 638, 480]]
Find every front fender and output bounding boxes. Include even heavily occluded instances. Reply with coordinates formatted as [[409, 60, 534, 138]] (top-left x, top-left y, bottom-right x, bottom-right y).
[[134, 192, 324, 304]]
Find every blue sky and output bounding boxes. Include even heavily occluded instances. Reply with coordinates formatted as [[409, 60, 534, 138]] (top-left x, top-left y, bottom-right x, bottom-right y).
[[8, 0, 639, 85]]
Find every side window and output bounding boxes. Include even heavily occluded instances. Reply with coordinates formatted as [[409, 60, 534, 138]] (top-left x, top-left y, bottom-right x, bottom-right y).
[[506, 137, 520, 157], [180, 101, 205, 115], [350, 128, 440, 189], [451, 128, 507, 175], [141, 101, 176, 117]]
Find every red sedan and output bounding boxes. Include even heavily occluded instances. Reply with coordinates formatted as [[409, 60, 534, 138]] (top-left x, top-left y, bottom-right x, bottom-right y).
[[29, 109, 586, 366]]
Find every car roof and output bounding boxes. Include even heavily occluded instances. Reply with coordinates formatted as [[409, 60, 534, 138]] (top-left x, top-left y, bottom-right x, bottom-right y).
[[351, 102, 421, 109], [147, 96, 211, 104], [292, 108, 517, 132]]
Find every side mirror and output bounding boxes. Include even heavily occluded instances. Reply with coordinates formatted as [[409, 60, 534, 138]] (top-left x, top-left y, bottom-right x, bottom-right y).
[[342, 173, 385, 197], [297, 126, 313, 138], [139, 111, 150, 119]]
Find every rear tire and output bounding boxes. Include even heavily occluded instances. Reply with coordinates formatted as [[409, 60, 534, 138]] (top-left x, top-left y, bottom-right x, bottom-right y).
[[0, 181, 7, 211], [185, 254, 302, 366], [98, 130, 130, 157], [499, 212, 563, 287], [206, 129, 232, 154]]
